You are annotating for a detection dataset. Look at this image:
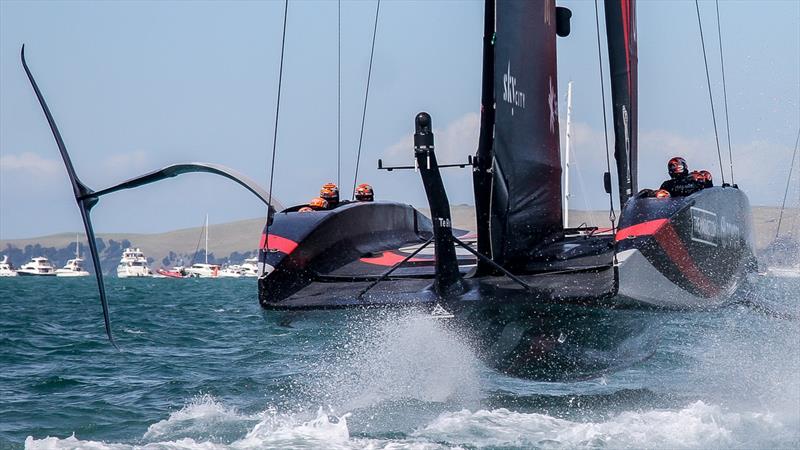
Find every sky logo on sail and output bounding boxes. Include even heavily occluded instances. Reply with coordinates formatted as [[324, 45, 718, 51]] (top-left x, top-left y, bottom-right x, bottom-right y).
[[503, 61, 526, 115]]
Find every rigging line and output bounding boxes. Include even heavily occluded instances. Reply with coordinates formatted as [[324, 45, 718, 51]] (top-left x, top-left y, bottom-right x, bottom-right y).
[[263, 0, 289, 258], [695, 0, 726, 185], [352, 0, 381, 199], [715, 0, 735, 185], [776, 128, 800, 238], [594, 0, 616, 234], [338, 0, 341, 188]]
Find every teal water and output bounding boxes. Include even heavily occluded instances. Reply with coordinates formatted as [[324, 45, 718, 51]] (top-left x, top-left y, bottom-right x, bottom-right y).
[[1, 276, 798, 449]]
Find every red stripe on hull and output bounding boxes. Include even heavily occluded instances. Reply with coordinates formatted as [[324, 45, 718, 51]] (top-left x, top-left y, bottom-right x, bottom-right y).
[[615, 219, 668, 240], [653, 224, 719, 297], [617, 218, 720, 297], [360, 251, 426, 267], [259, 234, 298, 255]]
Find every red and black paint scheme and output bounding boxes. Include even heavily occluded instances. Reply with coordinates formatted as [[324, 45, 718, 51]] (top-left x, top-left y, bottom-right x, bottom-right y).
[[615, 187, 756, 307], [255, 0, 756, 379]]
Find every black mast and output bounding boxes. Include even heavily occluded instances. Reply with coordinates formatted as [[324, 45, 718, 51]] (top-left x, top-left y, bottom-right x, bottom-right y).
[[604, 0, 638, 207], [472, 0, 496, 274]]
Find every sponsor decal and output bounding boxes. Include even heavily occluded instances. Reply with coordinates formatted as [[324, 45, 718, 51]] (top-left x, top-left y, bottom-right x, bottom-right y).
[[690, 207, 717, 247], [434, 217, 452, 229], [719, 216, 742, 249], [503, 61, 526, 116]]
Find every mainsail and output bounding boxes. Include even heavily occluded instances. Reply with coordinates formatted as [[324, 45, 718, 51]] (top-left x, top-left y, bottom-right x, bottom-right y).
[[489, 0, 564, 268], [605, 0, 638, 206]]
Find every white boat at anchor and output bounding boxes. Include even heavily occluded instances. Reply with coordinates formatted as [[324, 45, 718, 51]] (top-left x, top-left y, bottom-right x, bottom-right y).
[[0, 256, 17, 277], [17, 256, 56, 276], [56, 237, 90, 277], [218, 264, 243, 278], [185, 263, 221, 278], [56, 258, 90, 277], [240, 257, 260, 278], [117, 247, 153, 278]]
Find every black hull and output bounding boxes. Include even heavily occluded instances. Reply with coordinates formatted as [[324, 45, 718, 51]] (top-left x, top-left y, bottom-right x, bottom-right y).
[[256, 188, 754, 379], [615, 186, 756, 308]]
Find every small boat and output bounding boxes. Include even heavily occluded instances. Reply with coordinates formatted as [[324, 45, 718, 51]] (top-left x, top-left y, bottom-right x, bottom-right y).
[[218, 265, 243, 278], [239, 257, 260, 278], [184, 263, 221, 278], [157, 267, 186, 278], [116, 248, 152, 278], [0, 256, 17, 277], [184, 215, 223, 278], [56, 236, 90, 277], [17, 257, 56, 276], [56, 258, 90, 277]]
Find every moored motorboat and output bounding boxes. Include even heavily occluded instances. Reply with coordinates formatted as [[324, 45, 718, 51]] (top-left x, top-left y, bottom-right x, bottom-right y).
[[56, 258, 90, 277], [0, 256, 18, 277], [240, 257, 260, 277], [17, 257, 56, 276], [185, 263, 220, 278], [117, 248, 152, 278], [56, 237, 90, 277], [218, 265, 243, 278]]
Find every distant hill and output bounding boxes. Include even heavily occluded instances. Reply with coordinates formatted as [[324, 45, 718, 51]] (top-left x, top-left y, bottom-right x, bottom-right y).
[[1, 205, 795, 274]]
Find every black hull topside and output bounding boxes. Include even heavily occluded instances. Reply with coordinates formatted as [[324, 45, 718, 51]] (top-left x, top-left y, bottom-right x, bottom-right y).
[[258, 187, 754, 312]]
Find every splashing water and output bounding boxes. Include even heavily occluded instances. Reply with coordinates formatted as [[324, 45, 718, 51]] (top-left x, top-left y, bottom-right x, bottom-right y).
[[3, 276, 798, 449]]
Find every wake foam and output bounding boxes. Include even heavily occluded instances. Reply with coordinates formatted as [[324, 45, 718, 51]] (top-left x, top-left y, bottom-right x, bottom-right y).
[[25, 400, 792, 449], [414, 401, 789, 449]]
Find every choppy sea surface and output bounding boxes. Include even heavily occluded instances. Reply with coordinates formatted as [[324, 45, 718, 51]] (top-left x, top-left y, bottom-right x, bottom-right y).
[[1, 276, 798, 449]]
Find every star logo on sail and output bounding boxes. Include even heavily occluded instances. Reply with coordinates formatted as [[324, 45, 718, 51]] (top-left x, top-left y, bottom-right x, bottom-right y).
[[503, 61, 526, 116], [548, 76, 557, 134]]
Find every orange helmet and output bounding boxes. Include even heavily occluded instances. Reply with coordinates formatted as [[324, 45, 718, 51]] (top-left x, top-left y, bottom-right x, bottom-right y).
[[700, 170, 712, 186], [690, 170, 704, 182], [655, 189, 671, 199], [308, 197, 329, 210], [668, 157, 688, 179], [355, 183, 374, 202], [320, 182, 339, 204], [298, 206, 314, 213]]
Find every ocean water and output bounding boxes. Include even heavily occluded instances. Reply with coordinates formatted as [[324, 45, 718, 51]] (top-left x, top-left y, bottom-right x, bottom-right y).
[[1, 276, 798, 449]]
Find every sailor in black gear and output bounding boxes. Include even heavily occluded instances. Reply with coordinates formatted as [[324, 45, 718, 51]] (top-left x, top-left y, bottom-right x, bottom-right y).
[[659, 157, 702, 196]]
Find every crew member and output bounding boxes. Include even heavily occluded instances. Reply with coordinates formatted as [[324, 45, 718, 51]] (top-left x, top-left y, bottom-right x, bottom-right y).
[[308, 197, 329, 211], [298, 206, 314, 213], [659, 157, 702, 196], [320, 182, 340, 208], [355, 183, 374, 202], [699, 170, 713, 188]]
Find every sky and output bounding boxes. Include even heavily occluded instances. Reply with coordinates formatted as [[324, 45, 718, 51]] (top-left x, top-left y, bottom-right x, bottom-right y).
[[1, 0, 798, 239]]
